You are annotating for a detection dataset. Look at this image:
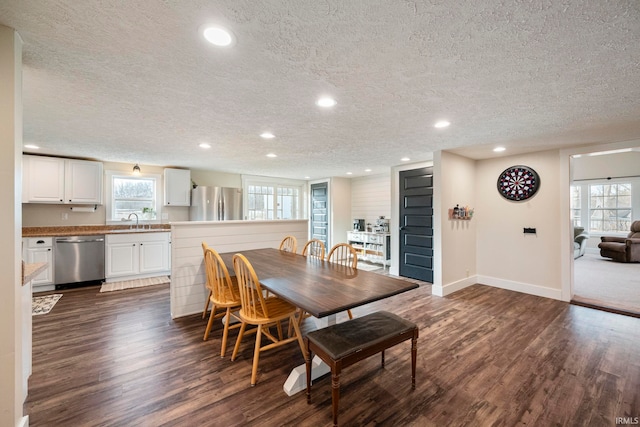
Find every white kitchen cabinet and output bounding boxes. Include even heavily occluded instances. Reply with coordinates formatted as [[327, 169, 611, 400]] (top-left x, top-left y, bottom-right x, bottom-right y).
[[64, 158, 103, 204], [23, 155, 103, 204], [105, 232, 170, 280], [22, 237, 55, 292], [23, 156, 65, 203], [164, 168, 191, 206]]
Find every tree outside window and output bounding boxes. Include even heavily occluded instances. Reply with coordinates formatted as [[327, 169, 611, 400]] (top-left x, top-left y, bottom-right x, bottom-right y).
[[589, 183, 631, 233], [112, 176, 157, 220]]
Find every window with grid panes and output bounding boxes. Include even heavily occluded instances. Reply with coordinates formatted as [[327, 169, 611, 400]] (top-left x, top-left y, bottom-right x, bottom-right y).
[[589, 183, 631, 233]]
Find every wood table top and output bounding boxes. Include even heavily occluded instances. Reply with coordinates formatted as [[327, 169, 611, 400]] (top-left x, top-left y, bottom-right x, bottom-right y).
[[219, 248, 419, 318]]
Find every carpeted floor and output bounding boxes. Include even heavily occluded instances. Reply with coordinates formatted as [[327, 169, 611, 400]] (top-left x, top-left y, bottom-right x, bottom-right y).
[[100, 276, 171, 293], [574, 253, 640, 314]]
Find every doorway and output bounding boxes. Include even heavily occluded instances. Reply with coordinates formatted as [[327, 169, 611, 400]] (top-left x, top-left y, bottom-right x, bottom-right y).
[[398, 167, 434, 282], [570, 150, 640, 317], [310, 182, 328, 256]]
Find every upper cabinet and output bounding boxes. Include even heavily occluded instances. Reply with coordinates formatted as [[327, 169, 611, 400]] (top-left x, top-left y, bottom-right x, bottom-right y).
[[164, 168, 191, 206], [23, 155, 103, 204]]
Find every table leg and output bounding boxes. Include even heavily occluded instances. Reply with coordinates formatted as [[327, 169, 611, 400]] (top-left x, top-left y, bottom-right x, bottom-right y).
[[283, 313, 338, 396]]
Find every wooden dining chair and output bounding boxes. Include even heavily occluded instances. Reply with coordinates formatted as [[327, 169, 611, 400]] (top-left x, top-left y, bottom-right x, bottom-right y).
[[279, 235, 298, 253], [201, 243, 243, 357], [327, 243, 358, 319], [231, 253, 307, 386], [293, 239, 327, 331], [302, 239, 326, 260]]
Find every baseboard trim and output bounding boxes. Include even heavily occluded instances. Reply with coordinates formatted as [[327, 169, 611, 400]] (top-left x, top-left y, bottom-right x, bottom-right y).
[[477, 275, 562, 300], [432, 276, 476, 297]]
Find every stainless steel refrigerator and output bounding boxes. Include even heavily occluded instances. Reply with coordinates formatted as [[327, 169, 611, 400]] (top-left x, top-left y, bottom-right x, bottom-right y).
[[189, 186, 243, 221]]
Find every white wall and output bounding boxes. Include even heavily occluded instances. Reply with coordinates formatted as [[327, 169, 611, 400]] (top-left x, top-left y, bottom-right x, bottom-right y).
[[351, 173, 391, 227], [329, 177, 352, 247], [434, 151, 477, 296], [0, 24, 27, 427], [475, 150, 562, 299], [573, 151, 640, 181]]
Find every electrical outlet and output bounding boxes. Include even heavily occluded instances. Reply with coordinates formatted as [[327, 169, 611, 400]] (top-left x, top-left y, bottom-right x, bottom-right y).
[[61, 212, 68, 220]]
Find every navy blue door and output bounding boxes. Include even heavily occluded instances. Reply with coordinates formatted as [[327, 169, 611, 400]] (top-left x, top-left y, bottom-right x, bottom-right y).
[[399, 167, 434, 282]]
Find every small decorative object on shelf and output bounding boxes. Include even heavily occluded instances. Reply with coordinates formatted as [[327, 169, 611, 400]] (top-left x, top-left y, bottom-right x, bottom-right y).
[[449, 205, 474, 220]]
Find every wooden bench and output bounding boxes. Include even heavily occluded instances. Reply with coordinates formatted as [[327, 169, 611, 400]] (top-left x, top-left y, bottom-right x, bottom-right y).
[[304, 310, 418, 426]]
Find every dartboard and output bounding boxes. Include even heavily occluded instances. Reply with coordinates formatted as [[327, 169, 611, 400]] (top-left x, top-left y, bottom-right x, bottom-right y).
[[497, 165, 540, 201]]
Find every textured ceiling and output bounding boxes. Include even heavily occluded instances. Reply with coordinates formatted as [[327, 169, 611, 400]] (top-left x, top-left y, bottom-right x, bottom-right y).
[[1, 1, 639, 179]]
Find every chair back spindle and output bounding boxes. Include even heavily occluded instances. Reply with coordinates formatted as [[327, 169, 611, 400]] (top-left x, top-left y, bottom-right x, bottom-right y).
[[279, 235, 298, 253], [233, 253, 270, 320]]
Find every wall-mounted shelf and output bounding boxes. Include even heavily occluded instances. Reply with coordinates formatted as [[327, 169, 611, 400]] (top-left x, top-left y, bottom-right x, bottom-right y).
[[448, 205, 474, 220]]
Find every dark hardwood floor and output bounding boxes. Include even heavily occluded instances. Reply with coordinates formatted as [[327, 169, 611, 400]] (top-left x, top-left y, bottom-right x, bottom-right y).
[[27, 282, 640, 426]]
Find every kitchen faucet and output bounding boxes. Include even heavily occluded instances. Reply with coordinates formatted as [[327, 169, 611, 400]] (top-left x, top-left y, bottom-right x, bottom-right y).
[[127, 212, 139, 229]]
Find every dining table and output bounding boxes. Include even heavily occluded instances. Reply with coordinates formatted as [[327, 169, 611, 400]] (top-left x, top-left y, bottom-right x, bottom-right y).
[[218, 248, 420, 396]]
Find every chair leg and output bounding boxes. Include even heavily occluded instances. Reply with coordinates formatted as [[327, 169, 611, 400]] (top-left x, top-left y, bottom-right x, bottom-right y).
[[203, 303, 216, 341], [347, 309, 353, 320], [251, 325, 263, 386], [231, 322, 247, 361], [202, 291, 212, 319], [220, 307, 231, 357], [290, 314, 308, 360]]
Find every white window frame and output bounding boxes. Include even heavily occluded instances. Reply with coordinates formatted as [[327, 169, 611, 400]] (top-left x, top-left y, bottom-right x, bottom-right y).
[[105, 170, 162, 225], [241, 175, 308, 220], [571, 176, 639, 236]]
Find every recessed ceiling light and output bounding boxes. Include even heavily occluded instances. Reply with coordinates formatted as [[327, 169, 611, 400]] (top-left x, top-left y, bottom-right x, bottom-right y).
[[199, 142, 211, 149], [434, 120, 450, 128], [266, 153, 277, 158], [364, 168, 372, 172], [260, 132, 275, 139], [24, 144, 39, 149], [304, 176, 310, 179], [346, 172, 353, 175], [493, 147, 506, 152], [316, 97, 337, 108], [202, 25, 234, 47], [401, 157, 410, 162]]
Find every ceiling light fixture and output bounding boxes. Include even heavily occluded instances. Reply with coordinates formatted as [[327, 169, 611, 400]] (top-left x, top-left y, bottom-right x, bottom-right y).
[[24, 144, 40, 149], [132, 164, 141, 175], [365, 168, 372, 172], [260, 132, 275, 139], [316, 97, 337, 108], [401, 157, 410, 162], [434, 120, 450, 128], [202, 25, 234, 47], [199, 142, 211, 149], [346, 172, 353, 175], [266, 153, 277, 158], [493, 147, 506, 152]]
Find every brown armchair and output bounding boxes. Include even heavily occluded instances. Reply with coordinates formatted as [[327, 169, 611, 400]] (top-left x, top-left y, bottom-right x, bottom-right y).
[[598, 220, 640, 262]]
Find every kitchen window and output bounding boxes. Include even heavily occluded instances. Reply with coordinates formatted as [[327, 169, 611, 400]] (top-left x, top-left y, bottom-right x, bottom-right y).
[[242, 175, 306, 220], [105, 171, 161, 223]]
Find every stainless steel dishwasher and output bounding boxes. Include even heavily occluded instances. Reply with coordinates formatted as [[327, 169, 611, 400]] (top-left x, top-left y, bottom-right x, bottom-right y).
[[54, 235, 105, 287]]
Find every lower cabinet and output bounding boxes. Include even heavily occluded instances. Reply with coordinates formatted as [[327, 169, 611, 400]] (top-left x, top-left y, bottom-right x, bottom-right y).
[[22, 237, 55, 292], [105, 232, 170, 281]]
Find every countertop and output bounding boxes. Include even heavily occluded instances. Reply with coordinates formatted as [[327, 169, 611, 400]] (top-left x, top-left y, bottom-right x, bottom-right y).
[[22, 224, 171, 237], [22, 261, 48, 286]]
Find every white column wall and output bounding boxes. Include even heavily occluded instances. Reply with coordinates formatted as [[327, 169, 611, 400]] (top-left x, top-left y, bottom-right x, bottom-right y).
[[170, 220, 308, 318], [0, 25, 27, 427]]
